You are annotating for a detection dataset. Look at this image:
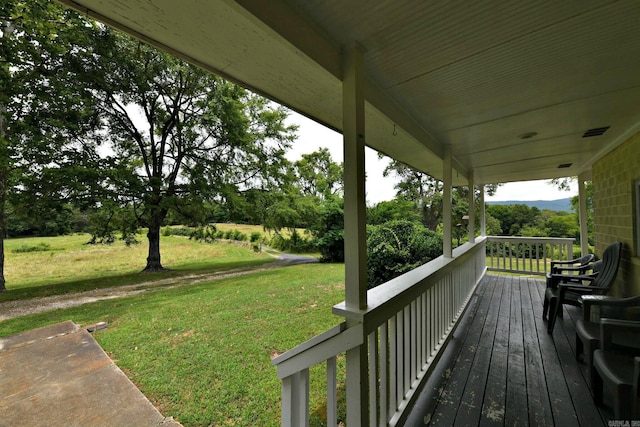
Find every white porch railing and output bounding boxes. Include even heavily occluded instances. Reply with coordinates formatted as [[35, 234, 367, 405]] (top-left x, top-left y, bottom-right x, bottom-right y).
[[486, 236, 575, 276], [272, 238, 487, 426]]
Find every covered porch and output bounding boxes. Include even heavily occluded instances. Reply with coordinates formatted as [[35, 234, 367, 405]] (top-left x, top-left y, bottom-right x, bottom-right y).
[[406, 273, 611, 426], [272, 236, 614, 425], [52, 1, 640, 425]]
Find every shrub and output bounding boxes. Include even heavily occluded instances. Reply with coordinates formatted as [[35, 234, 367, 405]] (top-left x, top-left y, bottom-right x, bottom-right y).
[[250, 231, 262, 243], [367, 220, 443, 288], [232, 230, 247, 241], [165, 226, 194, 237], [308, 197, 344, 262], [13, 243, 52, 253], [189, 225, 217, 243], [268, 230, 316, 253]]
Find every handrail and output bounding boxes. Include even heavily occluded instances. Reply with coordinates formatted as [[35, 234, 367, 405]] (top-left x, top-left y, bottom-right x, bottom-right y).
[[486, 236, 574, 276], [274, 237, 487, 426], [333, 239, 484, 332], [272, 322, 362, 380]]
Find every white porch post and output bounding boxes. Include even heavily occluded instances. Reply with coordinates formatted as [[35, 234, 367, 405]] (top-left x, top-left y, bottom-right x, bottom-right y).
[[479, 184, 486, 236], [342, 44, 367, 311], [468, 175, 475, 244], [443, 151, 453, 257], [342, 43, 368, 426], [578, 173, 589, 256]]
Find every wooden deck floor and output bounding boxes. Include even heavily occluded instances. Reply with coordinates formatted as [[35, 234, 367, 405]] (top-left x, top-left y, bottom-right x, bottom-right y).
[[406, 274, 615, 427]]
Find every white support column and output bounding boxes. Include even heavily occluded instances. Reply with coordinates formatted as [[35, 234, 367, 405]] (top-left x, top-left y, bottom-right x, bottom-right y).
[[468, 175, 475, 244], [578, 173, 589, 256], [342, 43, 368, 427], [342, 44, 368, 311], [443, 151, 453, 257], [479, 184, 486, 236]]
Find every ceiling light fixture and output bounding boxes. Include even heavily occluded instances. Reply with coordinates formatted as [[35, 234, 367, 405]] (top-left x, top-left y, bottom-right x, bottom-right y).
[[558, 163, 572, 168]]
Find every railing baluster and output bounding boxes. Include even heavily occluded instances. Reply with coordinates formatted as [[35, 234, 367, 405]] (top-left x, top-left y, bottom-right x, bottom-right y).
[[379, 322, 388, 426], [327, 357, 337, 427], [403, 306, 411, 396], [369, 330, 378, 426], [416, 295, 422, 371], [396, 311, 404, 407], [281, 370, 309, 427], [411, 300, 417, 381], [430, 286, 435, 355], [390, 315, 397, 413], [509, 244, 513, 270]]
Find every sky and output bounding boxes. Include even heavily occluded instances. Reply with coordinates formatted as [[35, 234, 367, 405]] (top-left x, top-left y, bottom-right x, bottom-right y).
[[285, 111, 578, 205]]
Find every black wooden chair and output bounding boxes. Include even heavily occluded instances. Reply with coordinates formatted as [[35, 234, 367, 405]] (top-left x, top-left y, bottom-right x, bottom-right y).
[[544, 241, 622, 333], [542, 260, 602, 325], [576, 294, 640, 388], [592, 319, 640, 420], [550, 253, 595, 275]]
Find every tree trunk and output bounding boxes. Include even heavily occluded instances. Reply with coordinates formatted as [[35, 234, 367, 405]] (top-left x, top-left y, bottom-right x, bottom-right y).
[[1, 21, 17, 292], [143, 207, 167, 272], [0, 132, 6, 291], [0, 45, 7, 292], [0, 186, 5, 291]]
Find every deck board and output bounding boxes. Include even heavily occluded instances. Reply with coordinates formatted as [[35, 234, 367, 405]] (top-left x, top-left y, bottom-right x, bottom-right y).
[[407, 274, 612, 427]]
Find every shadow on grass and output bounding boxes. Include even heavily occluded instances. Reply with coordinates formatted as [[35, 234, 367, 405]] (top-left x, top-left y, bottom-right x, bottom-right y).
[[0, 258, 276, 303]]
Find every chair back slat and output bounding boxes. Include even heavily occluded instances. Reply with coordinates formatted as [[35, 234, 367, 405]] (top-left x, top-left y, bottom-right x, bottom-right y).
[[593, 242, 623, 289]]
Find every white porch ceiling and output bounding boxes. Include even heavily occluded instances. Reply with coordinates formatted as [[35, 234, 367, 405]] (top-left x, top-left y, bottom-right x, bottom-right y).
[[57, 0, 640, 186]]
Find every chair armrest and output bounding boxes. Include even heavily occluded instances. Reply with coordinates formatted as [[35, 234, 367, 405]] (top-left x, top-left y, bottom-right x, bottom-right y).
[[581, 295, 640, 307], [551, 259, 580, 267], [551, 255, 594, 268], [600, 318, 640, 350], [559, 283, 609, 300], [552, 273, 597, 284], [580, 295, 617, 321], [580, 295, 640, 321], [552, 265, 590, 273]]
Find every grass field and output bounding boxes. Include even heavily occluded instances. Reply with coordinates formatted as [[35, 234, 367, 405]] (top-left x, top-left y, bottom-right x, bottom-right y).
[[0, 233, 345, 426], [1, 232, 276, 301]]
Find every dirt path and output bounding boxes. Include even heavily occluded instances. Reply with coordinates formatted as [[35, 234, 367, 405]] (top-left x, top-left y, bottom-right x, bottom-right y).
[[0, 254, 317, 322]]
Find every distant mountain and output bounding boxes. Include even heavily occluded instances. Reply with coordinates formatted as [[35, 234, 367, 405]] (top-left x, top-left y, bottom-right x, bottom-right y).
[[486, 198, 572, 212]]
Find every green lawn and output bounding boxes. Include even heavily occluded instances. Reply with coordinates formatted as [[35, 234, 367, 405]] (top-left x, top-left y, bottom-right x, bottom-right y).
[[0, 234, 346, 426], [1, 233, 276, 301]]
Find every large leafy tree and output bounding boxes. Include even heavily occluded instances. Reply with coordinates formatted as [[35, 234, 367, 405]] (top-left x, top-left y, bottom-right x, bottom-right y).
[[0, 1, 102, 291], [294, 147, 343, 200], [383, 159, 443, 230], [383, 158, 499, 232], [266, 148, 343, 231], [82, 31, 296, 271]]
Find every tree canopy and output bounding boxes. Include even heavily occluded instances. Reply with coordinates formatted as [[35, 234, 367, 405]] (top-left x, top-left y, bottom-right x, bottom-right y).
[[0, 0, 104, 291], [78, 30, 297, 271]]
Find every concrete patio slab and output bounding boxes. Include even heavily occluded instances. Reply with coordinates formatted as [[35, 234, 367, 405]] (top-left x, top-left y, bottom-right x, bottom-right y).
[[0, 320, 181, 427]]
